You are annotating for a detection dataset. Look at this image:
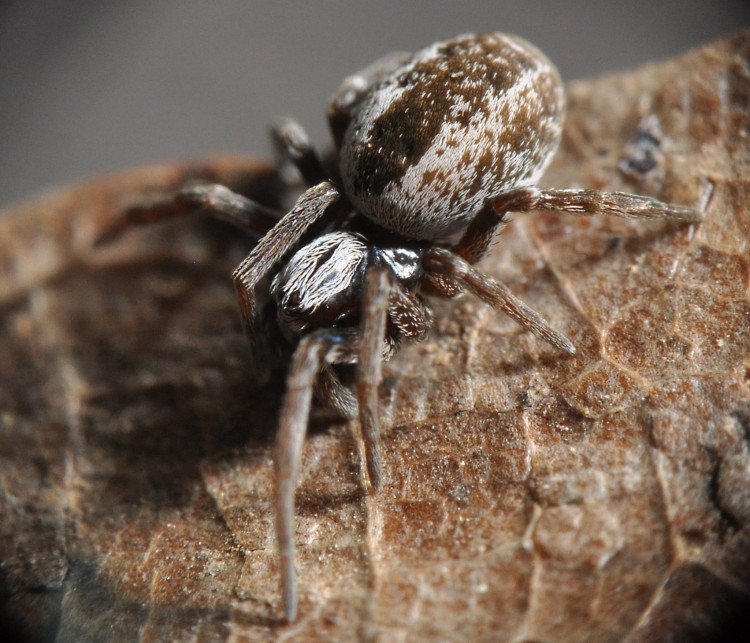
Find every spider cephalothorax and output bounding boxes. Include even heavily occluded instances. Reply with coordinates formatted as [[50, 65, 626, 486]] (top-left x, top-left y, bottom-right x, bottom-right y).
[[101, 32, 701, 621]]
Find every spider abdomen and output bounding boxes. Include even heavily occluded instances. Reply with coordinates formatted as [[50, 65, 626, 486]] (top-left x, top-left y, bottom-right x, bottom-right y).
[[337, 33, 565, 242]]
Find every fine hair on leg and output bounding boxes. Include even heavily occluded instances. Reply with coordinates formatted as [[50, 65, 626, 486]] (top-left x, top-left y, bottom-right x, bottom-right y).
[[423, 247, 576, 355], [356, 267, 394, 493], [492, 187, 702, 222], [274, 327, 360, 622], [95, 182, 284, 246], [232, 181, 340, 381]]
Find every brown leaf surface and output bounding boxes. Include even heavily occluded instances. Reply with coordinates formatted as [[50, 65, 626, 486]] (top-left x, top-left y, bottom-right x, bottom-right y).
[[2, 31, 750, 642]]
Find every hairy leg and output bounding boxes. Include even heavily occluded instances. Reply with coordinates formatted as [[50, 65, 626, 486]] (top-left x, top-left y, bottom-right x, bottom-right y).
[[356, 267, 392, 493], [315, 365, 358, 419], [357, 267, 433, 492], [95, 182, 283, 245], [271, 117, 327, 186], [423, 247, 576, 355], [275, 327, 360, 622], [446, 186, 701, 271], [493, 186, 702, 223], [232, 181, 340, 380]]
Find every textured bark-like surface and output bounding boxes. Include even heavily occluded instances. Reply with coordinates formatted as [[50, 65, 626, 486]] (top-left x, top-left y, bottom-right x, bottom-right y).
[[2, 31, 750, 642]]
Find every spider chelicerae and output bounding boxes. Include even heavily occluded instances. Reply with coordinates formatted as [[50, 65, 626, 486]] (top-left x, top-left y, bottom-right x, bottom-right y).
[[101, 33, 701, 621]]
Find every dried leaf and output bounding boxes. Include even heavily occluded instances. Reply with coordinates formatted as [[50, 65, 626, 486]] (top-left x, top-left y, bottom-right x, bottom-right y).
[[2, 32, 750, 642]]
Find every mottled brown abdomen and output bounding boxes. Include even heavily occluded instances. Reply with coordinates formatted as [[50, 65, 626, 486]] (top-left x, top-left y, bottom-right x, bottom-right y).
[[336, 33, 565, 241]]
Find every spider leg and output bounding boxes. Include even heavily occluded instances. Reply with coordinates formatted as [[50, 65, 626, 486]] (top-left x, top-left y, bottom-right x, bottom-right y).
[[431, 186, 701, 327], [275, 327, 359, 622], [232, 181, 340, 381], [315, 365, 358, 419], [95, 182, 283, 245], [357, 267, 433, 491], [423, 247, 577, 355], [357, 267, 393, 492], [452, 200, 510, 264], [451, 184, 701, 267], [271, 117, 327, 186], [492, 187, 703, 223], [425, 201, 510, 297]]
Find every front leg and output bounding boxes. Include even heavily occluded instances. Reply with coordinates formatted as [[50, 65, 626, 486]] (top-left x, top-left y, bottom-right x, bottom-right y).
[[356, 267, 393, 493], [233, 181, 341, 381], [356, 267, 432, 492], [274, 327, 361, 623]]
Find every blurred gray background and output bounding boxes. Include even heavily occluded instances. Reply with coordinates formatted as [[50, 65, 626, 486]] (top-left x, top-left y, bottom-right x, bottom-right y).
[[1, 0, 748, 209]]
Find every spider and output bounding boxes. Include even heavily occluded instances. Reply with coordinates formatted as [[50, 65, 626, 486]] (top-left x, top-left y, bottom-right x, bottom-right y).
[[100, 33, 702, 621]]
